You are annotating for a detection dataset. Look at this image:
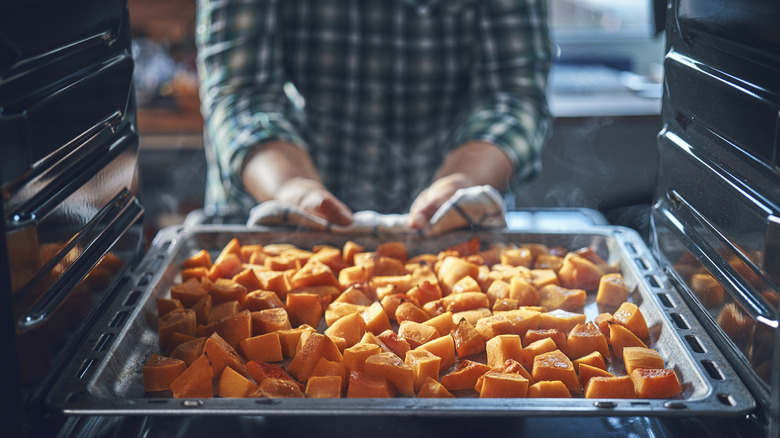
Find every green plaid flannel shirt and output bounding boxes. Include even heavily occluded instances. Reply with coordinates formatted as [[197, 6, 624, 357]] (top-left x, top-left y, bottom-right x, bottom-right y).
[[196, 0, 552, 216]]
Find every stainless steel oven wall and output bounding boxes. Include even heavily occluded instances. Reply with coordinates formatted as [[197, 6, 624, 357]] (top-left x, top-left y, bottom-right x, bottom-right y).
[[0, 0, 144, 435], [651, 0, 780, 434]]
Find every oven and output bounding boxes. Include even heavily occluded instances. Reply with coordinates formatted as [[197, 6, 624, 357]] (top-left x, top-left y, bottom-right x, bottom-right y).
[[1, 1, 777, 437]]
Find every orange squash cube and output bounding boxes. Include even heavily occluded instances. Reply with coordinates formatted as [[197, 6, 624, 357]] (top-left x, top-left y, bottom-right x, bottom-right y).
[[496, 308, 541, 337], [182, 249, 213, 269], [451, 317, 486, 358], [364, 352, 415, 396], [486, 334, 523, 369], [537, 284, 587, 312], [442, 292, 490, 313], [343, 342, 383, 374], [208, 300, 240, 324], [359, 301, 391, 334], [231, 268, 263, 292], [169, 354, 214, 398], [572, 351, 607, 372], [612, 302, 650, 340], [287, 333, 343, 382], [567, 321, 610, 359], [405, 349, 441, 393], [253, 377, 305, 398], [595, 273, 628, 308], [169, 337, 207, 366], [305, 375, 343, 398], [577, 363, 615, 389], [557, 252, 604, 291], [509, 277, 540, 307], [527, 380, 571, 398], [143, 353, 186, 392], [521, 337, 558, 371], [277, 326, 316, 358], [406, 281, 442, 306], [451, 275, 482, 294], [478, 371, 529, 398], [532, 350, 581, 395], [191, 294, 212, 326], [440, 360, 492, 391], [630, 368, 682, 399], [584, 375, 636, 399], [397, 320, 439, 349], [239, 332, 284, 363], [290, 260, 340, 289], [243, 290, 284, 311], [158, 308, 197, 352], [157, 298, 183, 318], [255, 269, 292, 300], [437, 256, 481, 296], [213, 309, 252, 348], [528, 268, 559, 289], [622, 347, 665, 374], [217, 366, 257, 398], [204, 332, 247, 377], [310, 357, 346, 384], [609, 323, 648, 358], [475, 315, 514, 341], [417, 376, 455, 398], [422, 311, 454, 336], [523, 329, 568, 356], [170, 278, 208, 307], [377, 329, 411, 358], [537, 309, 587, 334], [324, 312, 367, 348], [395, 301, 430, 324], [286, 292, 323, 328], [417, 334, 456, 373], [346, 371, 395, 398]]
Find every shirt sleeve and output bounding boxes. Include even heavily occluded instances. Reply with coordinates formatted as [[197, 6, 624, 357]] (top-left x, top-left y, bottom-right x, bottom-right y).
[[448, 0, 553, 186], [195, 0, 308, 202]]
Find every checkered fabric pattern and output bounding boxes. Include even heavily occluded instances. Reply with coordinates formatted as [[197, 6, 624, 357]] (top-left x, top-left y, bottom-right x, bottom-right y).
[[196, 0, 552, 216]]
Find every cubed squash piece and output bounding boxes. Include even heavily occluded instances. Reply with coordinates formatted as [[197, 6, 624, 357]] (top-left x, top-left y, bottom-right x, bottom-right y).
[[609, 323, 647, 358], [496, 308, 541, 337], [478, 371, 529, 398], [360, 301, 392, 334], [204, 332, 247, 377], [442, 292, 490, 313], [584, 375, 636, 399], [210, 278, 248, 305], [523, 329, 568, 356], [527, 380, 572, 398], [437, 256, 481, 296], [170, 278, 209, 307], [397, 320, 439, 349], [158, 308, 197, 353], [567, 321, 610, 360], [324, 312, 367, 348], [475, 315, 514, 341], [532, 350, 581, 395], [364, 351, 415, 396], [417, 334, 456, 373], [277, 326, 316, 358], [243, 290, 284, 311], [572, 351, 607, 372], [157, 298, 183, 318], [612, 302, 650, 340], [143, 353, 186, 392], [169, 337, 207, 366], [239, 332, 284, 363], [310, 357, 346, 384], [521, 337, 558, 371], [245, 361, 303, 391], [423, 311, 454, 336], [509, 277, 539, 307], [577, 363, 615, 389], [440, 360, 492, 391], [286, 292, 324, 328], [595, 273, 628, 308], [182, 249, 213, 269], [395, 301, 430, 324], [213, 309, 252, 348], [346, 371, 395, 398], [377, 329, 411, 358], [343, 342, 383, 374], [305, 375, 344, 398], [217, 365, 257, 398], [622, 347, 665, 374], [451, 317, 486, 358], [417, 376, 455, 398], [406, 281, 443, 306], [486, 334, 523, 369], [231, 268, 263, 292], [253, 377, 305, 398], [557, 252, 604, 291], [537, 309, 587, 334], [169, 354, 214, 398], [528, 269, 559, 289], [630, 368, 682, 399], [405, 349, 442, 393], [286, 333, 343, 382], [537, 285, 587, 312]]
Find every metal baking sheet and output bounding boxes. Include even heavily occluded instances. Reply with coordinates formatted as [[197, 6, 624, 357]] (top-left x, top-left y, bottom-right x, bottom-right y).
[[46, 224, 756, 417]]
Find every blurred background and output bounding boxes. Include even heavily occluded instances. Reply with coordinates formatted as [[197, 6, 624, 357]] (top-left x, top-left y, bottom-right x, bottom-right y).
[[130, 0, 666, 243]]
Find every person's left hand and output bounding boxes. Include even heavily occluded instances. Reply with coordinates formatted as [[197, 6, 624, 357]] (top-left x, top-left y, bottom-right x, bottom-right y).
[[408, 173, 474, 229]]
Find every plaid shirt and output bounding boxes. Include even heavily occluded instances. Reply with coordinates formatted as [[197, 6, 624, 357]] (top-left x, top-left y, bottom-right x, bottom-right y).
[[196, 0, 552, 216]]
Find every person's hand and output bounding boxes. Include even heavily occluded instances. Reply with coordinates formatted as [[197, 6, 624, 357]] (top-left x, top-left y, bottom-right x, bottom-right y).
[[276, 177, 354, 226], [408, 173, 474, 229]]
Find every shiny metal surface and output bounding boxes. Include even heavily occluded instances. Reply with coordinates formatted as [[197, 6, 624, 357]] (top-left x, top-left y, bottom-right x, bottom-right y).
[[651, 0, 780, 435], [47, 225, 754, 417]]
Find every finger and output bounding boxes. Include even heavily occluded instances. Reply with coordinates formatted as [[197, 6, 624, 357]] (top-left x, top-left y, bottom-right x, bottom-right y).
[[408, 190, 448, 229], [316, 196, 354, 226]]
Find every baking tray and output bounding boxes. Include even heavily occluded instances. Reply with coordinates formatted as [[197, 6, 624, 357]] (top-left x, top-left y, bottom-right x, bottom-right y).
[[46, 224, 756, 417]]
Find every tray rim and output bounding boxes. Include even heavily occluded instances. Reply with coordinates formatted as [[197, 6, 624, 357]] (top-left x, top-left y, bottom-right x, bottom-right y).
[[46, 224, 757, 417]]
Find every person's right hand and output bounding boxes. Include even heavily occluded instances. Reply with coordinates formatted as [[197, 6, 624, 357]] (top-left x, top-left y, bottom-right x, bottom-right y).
[[276, 177, 354, 226]]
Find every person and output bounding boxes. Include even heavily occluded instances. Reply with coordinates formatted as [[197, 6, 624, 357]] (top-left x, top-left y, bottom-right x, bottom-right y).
[[195, 0, 552, 229]]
